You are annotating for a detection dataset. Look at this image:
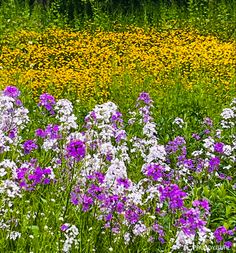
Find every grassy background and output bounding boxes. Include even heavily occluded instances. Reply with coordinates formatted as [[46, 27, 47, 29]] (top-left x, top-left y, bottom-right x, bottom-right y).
[[0, 0, 235, 38]]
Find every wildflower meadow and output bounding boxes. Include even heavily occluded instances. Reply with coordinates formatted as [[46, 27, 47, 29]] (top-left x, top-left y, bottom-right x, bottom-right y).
[[0, 0, 236, 252], [0, 85, 235, 252]]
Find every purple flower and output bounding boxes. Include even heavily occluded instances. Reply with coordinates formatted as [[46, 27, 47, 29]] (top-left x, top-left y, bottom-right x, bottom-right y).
[[152, 223, 165, 244], [165, 136, 186, 154], [82, 195, 93, 211], [192, 133, 201, 140], [71, 192, 79, 205], [203, 129, 211, 135], [94, 172, 105, 184], [45, 124, 61, 139], [125, 206, 143, 224], [35, 128, 46, 138], [178, 207, 206, 236], [87, 184, 102, 197], [111, 111, 123, 124], [158, 184, 187, 211], [224, 241, 233, 249], [60, 224, 69, 232], [116, 178, 130, 188], [214, 226, 228, 242], [90, 111, 97, 120], [203, 117, 213, 127], [115, 131, 126, 143], [17, 166, 52, 190], [3, 86, 20, 98], [208, 156, 220, 173], [138, 92, 152, 105], [106, 153, 113, 161], [43, 178, 51, 184], [116, 202, 124, 213], [8, 128, 17, 139], [105, 213, 113, 222], [192, 199, 210, 216], [183, 159, 194, 170], [23, 140, 38, 154], [214, 142, 224, 153], [66, 140, 86, 162], [38, 93, 56, 114], [145, 164, 164, 181], [87, 172, 105, 184], [15, 99, 22, 106]]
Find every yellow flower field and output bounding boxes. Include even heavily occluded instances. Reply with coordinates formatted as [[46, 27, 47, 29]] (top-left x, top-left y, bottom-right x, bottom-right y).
[[0, 27, 235, 103]]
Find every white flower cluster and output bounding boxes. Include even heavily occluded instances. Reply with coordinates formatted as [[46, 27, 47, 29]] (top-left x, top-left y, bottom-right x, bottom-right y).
[[7, 231, 21, 240], [0, 95, 29, 153], [0, 160, 21, 199], [81, 102, 130, 188], [0, 179, 21, 198], [55, 99, 78, 131], [220, 99, 236, 129], [62, 224, 79, 253], [171, 228, 214, 253]]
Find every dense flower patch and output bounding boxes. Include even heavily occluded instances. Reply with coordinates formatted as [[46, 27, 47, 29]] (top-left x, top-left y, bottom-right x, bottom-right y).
[[0, 86, 235, 252], [0, 28, 235, 103]]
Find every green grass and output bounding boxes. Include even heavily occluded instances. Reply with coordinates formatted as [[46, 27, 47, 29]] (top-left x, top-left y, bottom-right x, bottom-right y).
[[0, 0, 235, 39]]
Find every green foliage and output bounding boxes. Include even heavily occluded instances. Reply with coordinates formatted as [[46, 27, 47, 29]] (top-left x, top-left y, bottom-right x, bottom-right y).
[[0, 0, 235, 38]]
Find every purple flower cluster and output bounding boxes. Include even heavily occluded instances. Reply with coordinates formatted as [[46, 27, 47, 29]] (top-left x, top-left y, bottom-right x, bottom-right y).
[[137, 92, 152, 105], [66, 140, 86, 162], [192, 199, 210, 217], [208, 156, 220, 173], [60, 223, 70, 232], [178, 207, 207, 236], [1, 87, 236, 251], [111, 111, 123, 128], [38, 93, 56, 114], [3, 86, 20, 98], [144, 163, 171, 182], [165, 136, 186, 155], [71, 172, 144, 229], [214, 142, 224, 153], [203, 117, 213, 127], [116, 177, 130, 189], [158, 184, 187, 211], [125, 205, 143, 224], [35, 124, 61, 139], [23, 140, 38, 154], [152, 223, 165, 244], [17, 166, 52, 190], [214, 226, 235, 248]]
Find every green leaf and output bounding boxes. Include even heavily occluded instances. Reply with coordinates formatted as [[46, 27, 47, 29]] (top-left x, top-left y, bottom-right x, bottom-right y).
[[226, 206, 232, 218], [30, 225, 39, 235]]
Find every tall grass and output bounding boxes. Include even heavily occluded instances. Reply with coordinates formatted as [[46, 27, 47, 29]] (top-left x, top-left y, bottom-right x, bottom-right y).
[[0, 0, 235, 38]]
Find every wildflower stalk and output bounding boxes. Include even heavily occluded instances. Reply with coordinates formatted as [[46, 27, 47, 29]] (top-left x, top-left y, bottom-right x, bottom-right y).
[[63, 160, 76, 219]]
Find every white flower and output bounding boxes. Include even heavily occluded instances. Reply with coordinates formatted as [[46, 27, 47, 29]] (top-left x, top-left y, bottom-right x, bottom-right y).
[[8, 231, 21, 240], [223, 145, 232, 156], [173, 117, 185, 128], [171, 230, 195, 252], [145, 144, 166, 163], [203, 137, 215, 151], [221, 108, 234, 119], [124, 232, 131, 244]]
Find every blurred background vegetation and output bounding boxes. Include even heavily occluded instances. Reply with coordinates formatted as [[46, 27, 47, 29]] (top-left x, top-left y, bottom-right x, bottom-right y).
[[0, 0, 235, 38]]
